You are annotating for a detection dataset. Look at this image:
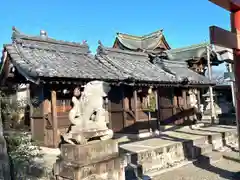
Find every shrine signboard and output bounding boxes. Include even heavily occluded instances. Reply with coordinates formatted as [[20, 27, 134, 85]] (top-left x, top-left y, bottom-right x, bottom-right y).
[[209, 0, 240, 154]]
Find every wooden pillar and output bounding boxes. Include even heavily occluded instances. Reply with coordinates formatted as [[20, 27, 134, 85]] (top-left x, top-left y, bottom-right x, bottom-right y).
[[173, 90, 178, 115], [43, 98, 50, 145], [156, 88, 161, 129], [107, 98, 112, 129], [231, 10, 240, 154], [182, 89, 187, 109], [122, 86, 127, 128], [51, 90, 58, 148], [197, 89, 201, 112], [133, 89, 138, 122]]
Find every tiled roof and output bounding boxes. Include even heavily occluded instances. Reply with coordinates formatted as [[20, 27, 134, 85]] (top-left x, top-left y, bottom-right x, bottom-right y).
[[96, 44, 213, 85], [153, 58, 214, 85], [163, 42, 223, 65], [4, 28, 127, 83], [3, 28, 215, 86], [96, 44, 177, 83]]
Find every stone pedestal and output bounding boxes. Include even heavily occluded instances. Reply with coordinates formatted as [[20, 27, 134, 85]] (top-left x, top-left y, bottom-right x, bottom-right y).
[[53, 139, 125, 180]]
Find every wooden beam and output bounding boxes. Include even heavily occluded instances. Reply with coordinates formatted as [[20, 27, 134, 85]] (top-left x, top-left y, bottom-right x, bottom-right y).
[[210, 26, 240, 49], [51, 90, 58, 148], [209, 0, 240, 12]]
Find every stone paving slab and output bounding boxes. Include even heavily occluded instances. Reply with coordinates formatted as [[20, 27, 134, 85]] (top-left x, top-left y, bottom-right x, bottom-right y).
[[162, 130, 208, 140], [223, 151, 240, 163], [156, 151, 240, 180], [120, 138, 179, 153], [200, 125, 236, 133]]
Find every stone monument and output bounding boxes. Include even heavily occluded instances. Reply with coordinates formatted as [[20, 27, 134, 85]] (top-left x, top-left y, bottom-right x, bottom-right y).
[[203, 90, 221, 116], [53, 81, 125, 180]]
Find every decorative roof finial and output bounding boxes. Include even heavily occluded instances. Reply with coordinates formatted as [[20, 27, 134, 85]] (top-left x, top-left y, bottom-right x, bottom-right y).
[[98, 40, 103, 46], [97, 40, 107, 55], [12, 26, 20, 34], [40, 30, 47, 38]]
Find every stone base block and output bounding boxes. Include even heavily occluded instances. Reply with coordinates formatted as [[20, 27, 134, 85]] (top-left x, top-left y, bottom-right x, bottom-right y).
[[134, 142, 185, 174], [54, 156, 124, 180], [192, 144, 213, 159], [224, 131, 237, 146], [54, 139, 124, 180], [208, 133, 223, 150], [61, 139, 118, 166]]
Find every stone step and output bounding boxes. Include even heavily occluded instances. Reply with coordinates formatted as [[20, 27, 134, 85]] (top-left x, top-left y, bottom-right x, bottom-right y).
[[122, 125, 236, 180], [145, 151, 223, 180], [124, 141, 217, 180], [125, 163, 142, 180], [120, 140, 186, 177], [193, 151, 223, 165], [192, 136, 209, 146], [191, 144, 213, 159], [223, 130, 237, 146], [207, 133, 223, 150], [182, 140, 213, 160]]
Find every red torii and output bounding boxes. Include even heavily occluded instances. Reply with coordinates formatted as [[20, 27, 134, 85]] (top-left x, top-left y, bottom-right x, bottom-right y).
[[209, 0, 240, 154]]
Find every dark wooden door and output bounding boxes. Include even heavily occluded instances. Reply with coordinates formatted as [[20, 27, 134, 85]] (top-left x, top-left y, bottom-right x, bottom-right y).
[[108, 86, 124, 132], [158, 87, 174, 122]]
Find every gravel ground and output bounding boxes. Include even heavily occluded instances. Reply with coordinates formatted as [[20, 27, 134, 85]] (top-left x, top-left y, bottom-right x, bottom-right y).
[[157, 156, 240, 180]]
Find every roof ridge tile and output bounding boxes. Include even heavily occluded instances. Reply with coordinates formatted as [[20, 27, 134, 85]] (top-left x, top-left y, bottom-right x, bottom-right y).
[[12, 26, 90, 51]]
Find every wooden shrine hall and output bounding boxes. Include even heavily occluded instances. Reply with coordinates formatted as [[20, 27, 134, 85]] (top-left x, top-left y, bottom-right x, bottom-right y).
[[0, 27, 218, 147]]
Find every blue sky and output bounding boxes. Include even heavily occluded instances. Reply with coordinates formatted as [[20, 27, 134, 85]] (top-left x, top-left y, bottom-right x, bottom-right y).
[[0, 0, 230, 72], [1, 0, 230, 50]]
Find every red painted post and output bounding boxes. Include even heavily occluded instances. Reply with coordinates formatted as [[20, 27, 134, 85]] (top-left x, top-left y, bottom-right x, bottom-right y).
[[231, 11, 240, 154], [209, 0, 240, 155]]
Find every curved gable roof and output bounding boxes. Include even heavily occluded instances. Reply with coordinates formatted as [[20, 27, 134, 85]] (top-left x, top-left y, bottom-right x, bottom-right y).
[[113, 29, 171, 51]]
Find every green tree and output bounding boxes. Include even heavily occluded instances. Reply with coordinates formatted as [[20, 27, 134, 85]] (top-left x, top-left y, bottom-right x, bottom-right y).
[[0, 89, 43, 179]]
